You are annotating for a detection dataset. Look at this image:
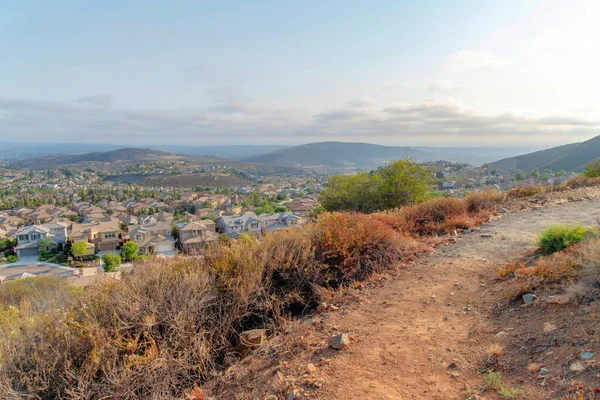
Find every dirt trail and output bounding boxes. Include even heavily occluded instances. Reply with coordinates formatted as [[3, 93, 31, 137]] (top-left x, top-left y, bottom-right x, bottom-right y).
[[314, 199, 600, 400]]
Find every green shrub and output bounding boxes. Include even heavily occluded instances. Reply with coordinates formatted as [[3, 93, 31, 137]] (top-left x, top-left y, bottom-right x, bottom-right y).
[[102, 253, 122, 272], [319, 159, 432, 213], [583, 160, 600, 178], [538, 225, 593, 255], [6, 255, 17, 263]]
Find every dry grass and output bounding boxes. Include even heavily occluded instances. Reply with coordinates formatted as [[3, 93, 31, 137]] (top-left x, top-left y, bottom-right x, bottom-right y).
[[562, 176, 600, 189], [489, 343, 504, 357], [527, 362, 539, 373], [465, 189, 505, 213], [506, 185, 546, 199]]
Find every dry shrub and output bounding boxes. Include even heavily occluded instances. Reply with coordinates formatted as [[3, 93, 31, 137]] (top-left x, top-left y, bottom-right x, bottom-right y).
[[399, 197, 467, 235], [314, 212, 400, 285], [577, 237, 600, 283], [506, 185, 546, 199], [562, 176, 600, 189], [519, 250, 580, 282], [0, 257, 276, 399], [465, 189, 504, 213]]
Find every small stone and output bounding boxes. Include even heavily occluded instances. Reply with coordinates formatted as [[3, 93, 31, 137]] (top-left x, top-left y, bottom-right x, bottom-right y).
[[466, 395, 480, 400], [522, 293, 534, 304], [328, 333, 350, 350], [329, 305, 340, 311], [430, 294, 436, 300], [443, 315, 450, 321], [569, 362, 585, 372], [449, 371, 460, 379], [495, 331, 508, 338], [447, 362, 458, 369], [271, 371, 291, 392], [547, 295, 570, 305], [481, 234, 494, 238], [316, 303, 327, 313], [543, 322, 558, 333], [580, 352, 595, 360], [539, 367, 549, 376], [306, 363, 317, 374], [581, 307, 590, 314], [287, 388, 301, 400]]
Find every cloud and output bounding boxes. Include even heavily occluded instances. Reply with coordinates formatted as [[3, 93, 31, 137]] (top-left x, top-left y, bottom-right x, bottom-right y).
[[0, 94, 598, 146], [445, 50, 526, 74], [76, 95, 113, 109]]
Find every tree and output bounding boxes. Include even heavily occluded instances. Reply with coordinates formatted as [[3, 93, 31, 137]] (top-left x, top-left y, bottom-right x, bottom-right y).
[[319, 160, 432, 213], [102, 253, 121, 272], [531, 169, 541, 179], [37, 236, 52, 253], [515, 172, 525, 181], [121, 241, 139, 262], [583, 160, 600, 178], [71, 241, 88, 261], [274, 205, 288, 212]]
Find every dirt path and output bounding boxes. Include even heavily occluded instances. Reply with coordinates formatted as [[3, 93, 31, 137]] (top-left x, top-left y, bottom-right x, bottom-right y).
[[313, 199, 600, 400]]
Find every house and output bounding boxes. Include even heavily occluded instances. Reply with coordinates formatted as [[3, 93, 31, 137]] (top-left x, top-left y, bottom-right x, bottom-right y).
[[217, 212, 263, 238], [260, 212, 302, 233], [177, 220, 218, 252], [127, 222, 175, 255], [70, 220, 121, 252], [14, 223, 68, 259]]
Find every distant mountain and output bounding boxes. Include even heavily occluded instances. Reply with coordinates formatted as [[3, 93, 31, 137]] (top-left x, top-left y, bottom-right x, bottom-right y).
[[489, 135, 600, 172], [153, 145, 289, 159], [11, 148, 183, 168], [244, 142, 437, 170]]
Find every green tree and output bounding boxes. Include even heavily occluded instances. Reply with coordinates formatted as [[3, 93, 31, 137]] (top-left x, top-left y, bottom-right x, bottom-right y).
[[71, 240, 88, 261], [319, 159, 432, 213], [515, 172, 525, 181], [102, 253, 121, 272], [121, 241, 139, 262], [531, 169, 541, 179], [583, 160, 600, 178], [37, 236, 52, 253]]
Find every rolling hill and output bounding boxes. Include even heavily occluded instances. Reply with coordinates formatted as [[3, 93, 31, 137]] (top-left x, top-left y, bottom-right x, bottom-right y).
[[244, 141, 436, 170], [489, 135, 600, 172], [11, 148, 184, 168]]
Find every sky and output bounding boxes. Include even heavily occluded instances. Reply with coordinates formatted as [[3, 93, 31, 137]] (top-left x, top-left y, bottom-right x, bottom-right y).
[[1, 0, 599, 148]]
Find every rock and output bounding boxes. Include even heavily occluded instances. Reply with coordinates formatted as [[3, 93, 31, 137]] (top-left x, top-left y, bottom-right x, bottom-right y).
[[481, 234, 494, 238], [465, 395, 480, 400], [449, 371, 460, 379], [430, 294, 436, 300], [522, 293, 534, 304], [264, 396, 278, 400], [239, 329, 267, 356], [569, 362, 585, 372], [287, 388, 301, 400], [447, 362, 458, 369], [495, 331, 509, 338], [306, 363, 317, 374], [547, 295, 570, 305], [539, 367, 549, 376], [316, 303, 327, 313], [581, 307, 590, 314], [580, 352, 595, 360], [328, 333, 350, 350], [329, 305, 340, 311], [271, 371, 291, 392], [543, 322, 558, 333]]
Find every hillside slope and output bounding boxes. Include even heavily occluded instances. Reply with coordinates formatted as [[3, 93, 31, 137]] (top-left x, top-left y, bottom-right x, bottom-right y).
[[245, 141, 434, 169], [11, 148, 182, 168], [489, 135, 600, 172]]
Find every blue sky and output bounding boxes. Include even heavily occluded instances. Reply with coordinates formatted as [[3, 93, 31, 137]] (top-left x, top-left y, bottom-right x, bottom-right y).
[[1, 0, 599, 147]]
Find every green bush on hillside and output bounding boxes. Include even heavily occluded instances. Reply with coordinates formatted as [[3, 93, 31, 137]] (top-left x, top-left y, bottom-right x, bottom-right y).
[[583, 160, 600, 178], [319, 159, 432, 213], [538, 225, 593, 255]]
